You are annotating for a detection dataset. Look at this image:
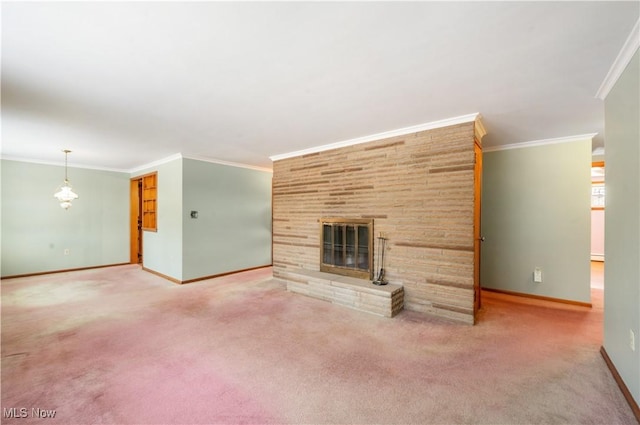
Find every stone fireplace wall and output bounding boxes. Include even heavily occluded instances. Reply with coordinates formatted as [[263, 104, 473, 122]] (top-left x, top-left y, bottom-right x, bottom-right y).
[[272, 122, 477, 324]]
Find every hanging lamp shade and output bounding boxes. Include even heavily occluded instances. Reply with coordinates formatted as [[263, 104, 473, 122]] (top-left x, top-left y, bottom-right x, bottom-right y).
[[54, 150, 79, 209], [54, 180, 78, 209]]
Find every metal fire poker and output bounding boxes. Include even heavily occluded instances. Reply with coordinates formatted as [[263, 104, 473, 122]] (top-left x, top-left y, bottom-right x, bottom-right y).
[[373, 233, 388, 286]]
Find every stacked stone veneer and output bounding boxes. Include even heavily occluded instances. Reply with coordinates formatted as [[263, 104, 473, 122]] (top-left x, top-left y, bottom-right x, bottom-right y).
[[272, 122, 478, 324], [280, 269, 404, 318]]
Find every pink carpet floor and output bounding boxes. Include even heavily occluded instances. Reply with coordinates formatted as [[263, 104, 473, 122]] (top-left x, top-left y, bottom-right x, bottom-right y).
[[1, 263, 636, 424]]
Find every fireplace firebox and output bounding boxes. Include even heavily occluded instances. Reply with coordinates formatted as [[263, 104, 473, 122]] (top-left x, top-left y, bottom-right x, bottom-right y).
[[320, 218, 373, 280]]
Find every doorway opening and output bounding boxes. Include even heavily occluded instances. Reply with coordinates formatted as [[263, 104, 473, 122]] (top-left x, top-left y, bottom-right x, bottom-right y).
[[590, 161, 605, 289], [130, 178, 143, 264]]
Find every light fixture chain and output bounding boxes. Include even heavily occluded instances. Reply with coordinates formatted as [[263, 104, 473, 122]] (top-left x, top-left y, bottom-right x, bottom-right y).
[[63, 149, 70, 181]]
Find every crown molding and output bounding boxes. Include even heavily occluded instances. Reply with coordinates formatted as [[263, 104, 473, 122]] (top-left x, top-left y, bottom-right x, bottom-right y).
[[0, 155, 129, 173], [269, 113, 481, 162], [596, 18, 640, 100], [181, 155, 273, 173], [129, 153, 272, 174], [2, 152, 273, 175], [483, 133, 598, 153], [475, 115, 487, 142], [129, 153, 183, 175]]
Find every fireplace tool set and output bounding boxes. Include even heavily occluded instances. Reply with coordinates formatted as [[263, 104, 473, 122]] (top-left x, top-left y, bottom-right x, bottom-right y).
[[372, 233, 388, 286]]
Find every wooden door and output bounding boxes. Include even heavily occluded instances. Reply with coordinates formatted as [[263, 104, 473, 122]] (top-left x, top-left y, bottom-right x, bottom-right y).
[[130, 179, 143, 264], [473, 141, 483, 317]]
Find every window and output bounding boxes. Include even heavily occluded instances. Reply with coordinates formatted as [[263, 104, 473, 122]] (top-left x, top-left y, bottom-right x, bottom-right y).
[[591, 184, 605, 209], [141, 172, 157, 231], [591, 162, 604, 210]]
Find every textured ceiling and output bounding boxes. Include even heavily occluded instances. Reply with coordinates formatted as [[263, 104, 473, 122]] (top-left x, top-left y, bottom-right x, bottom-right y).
[[1, 1, 638, 171]]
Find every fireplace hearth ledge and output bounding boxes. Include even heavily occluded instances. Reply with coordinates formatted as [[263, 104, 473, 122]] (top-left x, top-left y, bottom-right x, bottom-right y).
[[277, 268, 404, 318]]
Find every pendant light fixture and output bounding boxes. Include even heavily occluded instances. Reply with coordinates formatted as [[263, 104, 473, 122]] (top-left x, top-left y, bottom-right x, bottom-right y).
[[53, 149, 79, 209]]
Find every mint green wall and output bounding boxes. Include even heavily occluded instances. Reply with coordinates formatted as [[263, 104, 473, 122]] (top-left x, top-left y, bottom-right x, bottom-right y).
[[603, 49, 639, 405], [481, 140, 592, 303], [132, 158, 183, 281], [182, 159, 272, 281], [1, 159, 129, 277], [132, 157, 272, 282]]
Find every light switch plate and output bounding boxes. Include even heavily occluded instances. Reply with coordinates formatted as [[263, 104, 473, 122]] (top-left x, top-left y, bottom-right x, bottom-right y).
[[533, 267, 542, 283]]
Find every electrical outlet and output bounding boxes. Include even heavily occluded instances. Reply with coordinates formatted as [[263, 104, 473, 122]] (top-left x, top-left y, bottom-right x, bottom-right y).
[[630, 329, 636, 352], [64, 248, 70, 256], [533, 267, 543, 283]]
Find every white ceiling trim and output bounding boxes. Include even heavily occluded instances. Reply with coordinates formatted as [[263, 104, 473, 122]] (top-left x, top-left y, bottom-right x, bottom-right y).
[[483, 133, 598, 153], [269, 113, 480, 162], [129, 153, 273, 174], [129, 153, 183, 175], [0, 155, 130, 174], [1, 152, 274, 175], [596, 18, 640, 100], [182, 155, 273, 173]]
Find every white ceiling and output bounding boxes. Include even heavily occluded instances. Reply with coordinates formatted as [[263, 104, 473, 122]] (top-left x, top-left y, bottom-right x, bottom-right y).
[[2, 1, 638, 171]]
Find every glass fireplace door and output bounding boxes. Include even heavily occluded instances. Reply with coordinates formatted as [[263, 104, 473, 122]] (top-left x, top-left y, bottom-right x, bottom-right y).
[[320, 218, 373, 280]]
